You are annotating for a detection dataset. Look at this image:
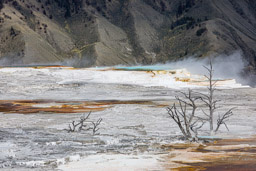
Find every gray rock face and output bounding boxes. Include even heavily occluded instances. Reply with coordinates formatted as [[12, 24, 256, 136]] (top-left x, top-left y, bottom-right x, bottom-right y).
[[0, 0, 256, 70]]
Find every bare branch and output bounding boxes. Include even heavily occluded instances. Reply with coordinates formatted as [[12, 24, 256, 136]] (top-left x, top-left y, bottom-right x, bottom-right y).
[[91, 118, 103, 135], [167, 90, 202, 140], [215, 108, 235, 132], [201, 109, 210, 117], [203, 66, 211, 74], [65, 112, 102, 135]]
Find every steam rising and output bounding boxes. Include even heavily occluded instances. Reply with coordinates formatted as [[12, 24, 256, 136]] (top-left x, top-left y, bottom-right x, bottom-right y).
[[0, 51, 249, 85], [113, 51, 248, 85], [164, 51, 247, 83]]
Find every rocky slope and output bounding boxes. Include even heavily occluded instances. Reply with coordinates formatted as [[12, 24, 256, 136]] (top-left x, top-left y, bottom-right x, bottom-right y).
[[0, 0, 256, 70]]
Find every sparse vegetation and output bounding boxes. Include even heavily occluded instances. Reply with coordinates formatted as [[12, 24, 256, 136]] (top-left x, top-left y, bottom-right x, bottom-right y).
[[53, 0, 83, 18], [196, 28, 207, 36], [109, 0, 146, 62], [160, 1, 166, 12], [0, 0, 255, 68], [0, 0, 3, 11], [10, 26, 16, 36], [65, 112, 103, 135], [177, 0, 196, 17], [12, 1, 18, 7], [170, 16, 204, 31]]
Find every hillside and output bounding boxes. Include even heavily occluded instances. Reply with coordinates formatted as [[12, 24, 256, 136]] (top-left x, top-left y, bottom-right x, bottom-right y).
[[0, 0, 256, 71]]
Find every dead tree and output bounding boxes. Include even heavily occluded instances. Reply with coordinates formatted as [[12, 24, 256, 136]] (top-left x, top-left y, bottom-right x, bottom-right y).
[[91, 118, 103, 135], [198, 60, 217, 133], [65, 112, 103, 135], [167, 89, 203, 140], [78, 112, 92, 132], [65, 112, 91, 133], [166, 59, 234, 139], [199, 60, 234, 134], [66, 121, 81, 133]]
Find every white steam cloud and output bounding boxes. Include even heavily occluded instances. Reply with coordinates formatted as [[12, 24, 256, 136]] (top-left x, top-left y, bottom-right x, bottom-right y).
[[0, 51, 249, 85], [138, 51, 247, 85], [165, 51, 247, 81]]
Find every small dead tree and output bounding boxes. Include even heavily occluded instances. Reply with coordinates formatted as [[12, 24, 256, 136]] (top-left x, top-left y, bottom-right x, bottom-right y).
[[91, 118, 103, 135], [78, 112, 92, 132], [167, 89, 204, 140], [65, 112, 92, 133], [65, 112, 103, 135], [66, 121, 80, 133]]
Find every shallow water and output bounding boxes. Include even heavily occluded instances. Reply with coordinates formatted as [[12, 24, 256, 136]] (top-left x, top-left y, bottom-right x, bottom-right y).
[[115, 65, 173, 71]]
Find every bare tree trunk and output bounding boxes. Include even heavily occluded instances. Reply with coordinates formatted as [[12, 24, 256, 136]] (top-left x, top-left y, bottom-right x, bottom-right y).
[[200, 59, 234, 134], [208, 60, 214, 133], [201, 59, 216, 134]]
